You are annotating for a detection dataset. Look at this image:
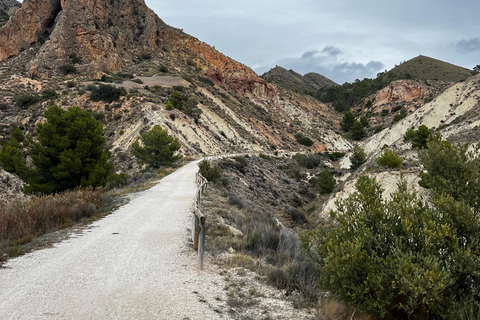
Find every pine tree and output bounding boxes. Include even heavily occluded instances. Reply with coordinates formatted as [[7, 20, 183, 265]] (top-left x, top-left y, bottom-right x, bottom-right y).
[[131, 126, 182, 168], [341, 110, 356, 132], [25, 106, 113, 194], [349, 146, 367, 170], [318, 169, 336, 194]]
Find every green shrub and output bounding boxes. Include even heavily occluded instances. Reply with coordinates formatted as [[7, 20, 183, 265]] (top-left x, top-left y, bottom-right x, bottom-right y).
[[303, 175, 480, 319], [419, 133, 480, 214], [59, 64, 77, 75], [377, 149, 403, 169], [138, 53, 152, 61], [295, 154, 321, 168], [324, 152, 345, 162], [40, 88, 58, 100], [166, 91, 202, 121], [182, 75, 194, 83], [392, 106, 408, 124], [198, 76, 215, 86], [183, 97, 202, 121], [374, 125, 384, 133], [234, 156, 247, 166], [294, 133, 314, 147], [158, 65, 168, 73], [90, 84, 126, 103], [198, 159, 221, 182], [318, 169, 336, 194], [403, 125, 432, 149], [104, 173, 130, 190], [349, 146, 367, 170], [0, 137, 26, 176], [14, 93, 40, 109]]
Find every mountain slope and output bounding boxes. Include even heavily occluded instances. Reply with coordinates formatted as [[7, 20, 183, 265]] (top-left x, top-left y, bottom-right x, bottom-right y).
[[386, 55, 473, 83], [261, 66, 337, 93], [0, 0, 352, 186]]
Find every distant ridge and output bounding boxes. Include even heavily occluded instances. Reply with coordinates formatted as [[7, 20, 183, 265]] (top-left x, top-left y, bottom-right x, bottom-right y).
[[387, 55, 473, 83], [261, 66, 337, 93]]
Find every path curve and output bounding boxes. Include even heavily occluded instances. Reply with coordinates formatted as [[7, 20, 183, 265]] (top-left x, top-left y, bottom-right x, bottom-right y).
[[0, 161, 226, 319]]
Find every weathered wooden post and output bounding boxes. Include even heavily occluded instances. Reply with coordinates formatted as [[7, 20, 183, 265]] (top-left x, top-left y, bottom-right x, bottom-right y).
[[198, 215, 205, 270], [193, 171, 208, 269]]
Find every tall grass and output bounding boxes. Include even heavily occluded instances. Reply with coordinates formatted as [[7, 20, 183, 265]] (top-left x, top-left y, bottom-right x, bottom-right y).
[[0, 188, 105, 243]]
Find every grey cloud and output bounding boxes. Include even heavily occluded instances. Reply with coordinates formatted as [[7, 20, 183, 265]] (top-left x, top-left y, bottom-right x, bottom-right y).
[[301, 50, 320, 59], [275, 48, 385, 84], [331, 61, 385, 83], [321, 46, 342, 57], [456, 37, 480, 53]]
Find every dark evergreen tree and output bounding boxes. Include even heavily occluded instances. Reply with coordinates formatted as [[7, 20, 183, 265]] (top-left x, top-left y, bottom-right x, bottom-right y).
[[341, 110, 356, 132], [419, 132, 480, 214], [349, 146, 367, 170], [318, 169, 336, 194], [25, 106, 113, 194], [131, 126, 182, 168], [403, 125, 431, 149], [349, 120, 365, 141]]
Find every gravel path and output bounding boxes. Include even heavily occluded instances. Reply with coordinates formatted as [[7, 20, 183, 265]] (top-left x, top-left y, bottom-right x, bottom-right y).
[[0, 161, 227, 320]]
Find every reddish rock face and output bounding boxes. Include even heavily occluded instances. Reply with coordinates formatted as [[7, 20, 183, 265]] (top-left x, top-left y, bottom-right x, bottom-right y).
[[206, 70, 224, 84], [229, 76, 275, 99], [0, 0, 61, 61], [374, 80, 425, 107], [0, 0, 172, 77]]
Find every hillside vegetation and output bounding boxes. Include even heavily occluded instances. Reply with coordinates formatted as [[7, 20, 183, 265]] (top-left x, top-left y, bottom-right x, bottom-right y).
[[388, 55, 473, 82], [313, 55, 474, 113]]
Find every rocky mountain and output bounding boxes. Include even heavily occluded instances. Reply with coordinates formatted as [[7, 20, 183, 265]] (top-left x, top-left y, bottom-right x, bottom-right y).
[[0, 0, 353, 201], [261, 66, 337, 93]]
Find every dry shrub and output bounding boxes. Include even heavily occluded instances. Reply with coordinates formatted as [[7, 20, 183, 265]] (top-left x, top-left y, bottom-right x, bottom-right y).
[[317, 298, 371, 320], [224, 253, 257, 271], [0, 188, 104, 242]]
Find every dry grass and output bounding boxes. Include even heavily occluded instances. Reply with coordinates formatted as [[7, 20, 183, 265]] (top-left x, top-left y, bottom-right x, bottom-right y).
[[0, 188, 104, 245], [317, 298, 371, 320]]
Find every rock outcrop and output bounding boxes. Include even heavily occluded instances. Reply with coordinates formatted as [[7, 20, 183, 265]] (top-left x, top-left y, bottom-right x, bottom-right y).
[[26, 0, 175, 78], [0, 0, 20, 11], [373, 80, 425, 107], [0, 168, 27, 202], [0, 0, 61, 62]]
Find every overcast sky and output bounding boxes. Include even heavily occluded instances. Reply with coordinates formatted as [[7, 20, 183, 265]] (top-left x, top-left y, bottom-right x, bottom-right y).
[[147, 0, 479, 84]]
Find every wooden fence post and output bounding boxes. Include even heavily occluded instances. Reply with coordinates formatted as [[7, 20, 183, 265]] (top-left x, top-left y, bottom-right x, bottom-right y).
[[198, 217, 205, 269], [194, 171, 207, 270]]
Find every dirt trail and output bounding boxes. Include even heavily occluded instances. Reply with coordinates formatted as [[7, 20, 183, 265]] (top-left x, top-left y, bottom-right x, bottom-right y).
[[0, 161, 227, 320]]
